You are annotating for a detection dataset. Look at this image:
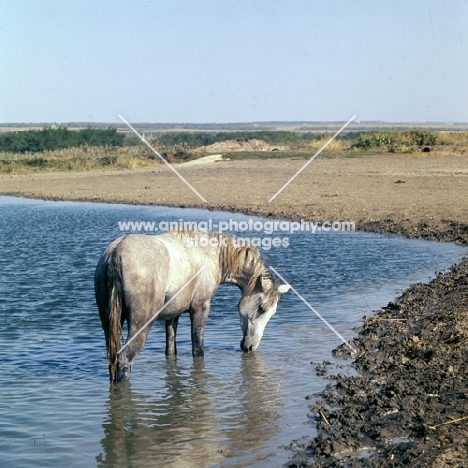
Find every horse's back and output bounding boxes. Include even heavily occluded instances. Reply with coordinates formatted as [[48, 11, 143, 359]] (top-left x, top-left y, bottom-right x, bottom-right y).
[[98, 234, 170, 286]]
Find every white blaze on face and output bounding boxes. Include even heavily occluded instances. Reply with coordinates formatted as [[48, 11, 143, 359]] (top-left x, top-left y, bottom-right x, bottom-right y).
[[239, 297, 278, 351], [250, 305, 278, 349]]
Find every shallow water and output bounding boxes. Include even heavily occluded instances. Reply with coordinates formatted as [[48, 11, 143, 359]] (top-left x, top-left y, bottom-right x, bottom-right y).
[[0, 196, 465, 467]]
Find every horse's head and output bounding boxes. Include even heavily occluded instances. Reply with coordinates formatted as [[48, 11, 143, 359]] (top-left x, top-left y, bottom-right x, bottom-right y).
[[115, 359, 132, 382], [238, 275, 290, 352], [109, 350, 133, 382]]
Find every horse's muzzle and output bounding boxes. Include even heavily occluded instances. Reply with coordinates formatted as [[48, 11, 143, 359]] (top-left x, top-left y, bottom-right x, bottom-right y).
[[116, 364, 132, 382], [240, 339, 255, 353]]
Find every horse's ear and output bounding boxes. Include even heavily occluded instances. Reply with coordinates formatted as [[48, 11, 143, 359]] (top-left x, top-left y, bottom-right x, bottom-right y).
[[278, 284, 291, 294]]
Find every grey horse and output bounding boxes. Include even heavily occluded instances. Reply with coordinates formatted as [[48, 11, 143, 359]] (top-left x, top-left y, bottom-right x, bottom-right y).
[[95, 230, 290, 382]]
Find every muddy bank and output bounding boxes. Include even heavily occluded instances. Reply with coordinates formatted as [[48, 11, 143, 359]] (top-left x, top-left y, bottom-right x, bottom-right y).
[[357, 219, 468, 246], [289, 258, 468, 467]]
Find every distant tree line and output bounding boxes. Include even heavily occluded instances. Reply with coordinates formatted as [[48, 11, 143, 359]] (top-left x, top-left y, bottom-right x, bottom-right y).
[[0, 126, 444, 155], [152, 131, 325, 148], [0, 127, 124, 153]]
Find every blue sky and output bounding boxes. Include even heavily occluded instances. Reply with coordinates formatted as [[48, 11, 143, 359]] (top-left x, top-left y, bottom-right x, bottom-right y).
[[1, 0, 467, 123]]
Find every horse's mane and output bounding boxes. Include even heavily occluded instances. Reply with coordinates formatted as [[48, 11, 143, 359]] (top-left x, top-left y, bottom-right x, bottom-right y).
[[218, 236, 266, 288], [168, 229, 279, 308]]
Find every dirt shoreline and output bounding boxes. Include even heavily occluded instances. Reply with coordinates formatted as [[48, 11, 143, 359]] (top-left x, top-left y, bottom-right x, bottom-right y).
[[1, 154, 467, 466], [289, 258, 468, 467]]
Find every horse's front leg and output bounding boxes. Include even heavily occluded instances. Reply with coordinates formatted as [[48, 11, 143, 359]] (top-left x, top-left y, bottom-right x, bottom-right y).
[[189, 300, 210, 357], [165, 316, 180, 356]]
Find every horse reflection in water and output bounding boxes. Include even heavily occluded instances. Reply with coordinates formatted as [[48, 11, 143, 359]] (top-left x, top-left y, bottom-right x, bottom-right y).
[[97, 353, 281, 467], [95, 230, 290, 382]]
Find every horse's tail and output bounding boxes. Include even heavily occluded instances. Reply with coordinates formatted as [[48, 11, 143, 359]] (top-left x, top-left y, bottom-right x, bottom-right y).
[[97, 249, 124, 383], [108, 278, 123, 383]]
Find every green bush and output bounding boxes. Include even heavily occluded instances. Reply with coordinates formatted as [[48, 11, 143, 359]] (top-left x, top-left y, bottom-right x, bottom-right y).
[[160, 144, 192, 162], [0, 127, 124, 153], [405, 130, 438, 146], [25, 157, 48, 167], [352, 130, 438, 153]]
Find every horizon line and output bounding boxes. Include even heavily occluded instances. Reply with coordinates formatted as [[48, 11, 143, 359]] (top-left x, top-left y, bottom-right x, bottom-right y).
[[1, 120, 467, 126]]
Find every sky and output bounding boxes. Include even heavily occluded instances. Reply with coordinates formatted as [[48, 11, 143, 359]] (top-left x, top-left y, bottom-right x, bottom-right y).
[[1, 0, 467, 124]]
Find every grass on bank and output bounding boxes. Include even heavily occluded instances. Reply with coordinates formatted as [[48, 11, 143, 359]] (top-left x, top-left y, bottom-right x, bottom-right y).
[[0, 141, 361, 174], [0, 146, 162, 173], [0, 129, 467, 174]]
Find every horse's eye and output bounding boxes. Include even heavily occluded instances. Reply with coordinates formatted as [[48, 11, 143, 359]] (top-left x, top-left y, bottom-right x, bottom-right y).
[[258, 305, 265, 314]]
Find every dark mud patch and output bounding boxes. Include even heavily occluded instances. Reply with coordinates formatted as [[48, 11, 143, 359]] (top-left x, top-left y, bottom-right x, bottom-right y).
[[289, 258, 468, 467], [358, 219, 468, 246]]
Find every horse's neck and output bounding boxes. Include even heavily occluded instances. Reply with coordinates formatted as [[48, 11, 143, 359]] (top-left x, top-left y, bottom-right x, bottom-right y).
[[221, 271, 250, 294]]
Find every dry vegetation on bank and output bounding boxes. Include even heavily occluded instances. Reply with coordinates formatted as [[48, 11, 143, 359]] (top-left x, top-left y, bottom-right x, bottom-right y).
[[0, 129, 467, 174], [0, 146, 162, 173]]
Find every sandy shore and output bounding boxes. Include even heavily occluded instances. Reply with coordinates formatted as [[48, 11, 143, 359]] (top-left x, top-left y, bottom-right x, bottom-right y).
[[1, 154, 468, 466], [1, 154, 467, 244]]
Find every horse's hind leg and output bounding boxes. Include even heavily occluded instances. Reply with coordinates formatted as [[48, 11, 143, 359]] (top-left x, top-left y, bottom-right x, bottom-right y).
[[117, 314, 154, 381], [165, 316, 179, 356]]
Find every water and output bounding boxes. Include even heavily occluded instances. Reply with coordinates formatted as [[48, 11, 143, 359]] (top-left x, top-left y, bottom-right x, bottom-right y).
[[0, 196, 465, 467]]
